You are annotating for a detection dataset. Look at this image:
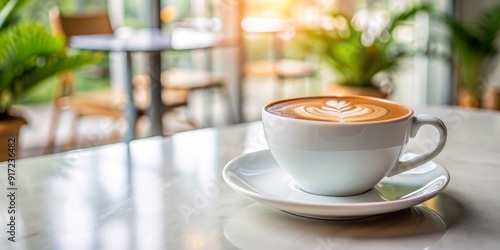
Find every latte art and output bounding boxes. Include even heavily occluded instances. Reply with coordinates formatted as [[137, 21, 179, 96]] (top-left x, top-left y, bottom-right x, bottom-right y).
[[265, 96, 412, 123], [295, 100, 389, 122]]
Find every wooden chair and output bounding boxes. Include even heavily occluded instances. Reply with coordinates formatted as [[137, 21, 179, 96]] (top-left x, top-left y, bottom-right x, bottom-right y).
[[45, 8, 191, 153], [242, 18, 315, 99], [244, 59, 314, 95]]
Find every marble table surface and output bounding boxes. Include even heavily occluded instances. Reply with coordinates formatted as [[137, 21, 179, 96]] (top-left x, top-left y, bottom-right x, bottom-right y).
[[1, 106, 499, 249]]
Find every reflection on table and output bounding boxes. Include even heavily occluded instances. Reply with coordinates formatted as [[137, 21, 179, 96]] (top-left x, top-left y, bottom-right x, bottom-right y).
[[1, 106, 500, 249]]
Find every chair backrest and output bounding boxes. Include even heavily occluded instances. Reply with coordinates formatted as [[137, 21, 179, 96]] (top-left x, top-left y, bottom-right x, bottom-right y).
[[48, 7, 113, 99], [49, 7, 114, 39]]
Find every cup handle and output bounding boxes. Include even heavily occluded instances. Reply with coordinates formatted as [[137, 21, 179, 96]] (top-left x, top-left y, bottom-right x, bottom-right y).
[[387, 114, 447, 177]]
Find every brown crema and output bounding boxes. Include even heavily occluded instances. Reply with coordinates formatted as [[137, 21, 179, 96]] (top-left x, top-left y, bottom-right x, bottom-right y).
[[265, 96, 412, 123]]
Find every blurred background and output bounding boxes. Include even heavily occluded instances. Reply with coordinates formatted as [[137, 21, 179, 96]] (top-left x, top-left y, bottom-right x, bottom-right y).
[[1, 0, 499, 159]]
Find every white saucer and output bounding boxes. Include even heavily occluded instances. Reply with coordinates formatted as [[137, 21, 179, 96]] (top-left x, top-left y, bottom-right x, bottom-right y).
[[223, 149, 450, 220]]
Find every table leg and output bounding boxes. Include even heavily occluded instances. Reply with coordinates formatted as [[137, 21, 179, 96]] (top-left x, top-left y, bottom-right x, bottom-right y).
[[235, 1, 245, 123], [148, 51, 164, 136], [125, 51, 136, 142], [148, 0, 163, 135]]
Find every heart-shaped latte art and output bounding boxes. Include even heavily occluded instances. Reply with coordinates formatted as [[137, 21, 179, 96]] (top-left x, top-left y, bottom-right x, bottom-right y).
[[294, 100, 389, 122]]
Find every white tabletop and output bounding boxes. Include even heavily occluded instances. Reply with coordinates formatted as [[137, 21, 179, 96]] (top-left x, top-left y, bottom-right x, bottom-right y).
[[1, 106, 500, 249], [69, 27, 224, 52]]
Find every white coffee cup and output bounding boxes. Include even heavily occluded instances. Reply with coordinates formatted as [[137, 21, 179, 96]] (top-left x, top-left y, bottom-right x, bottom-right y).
[[262, 96, 447, 196]]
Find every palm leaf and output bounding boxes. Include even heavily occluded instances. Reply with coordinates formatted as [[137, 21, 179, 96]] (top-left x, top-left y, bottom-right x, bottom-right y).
[[0, 22, 101, 113], [9, 53, 100, 96], [475, 4, 500, 48], [439, 4, 500, 93], [387, 3, 434, 32], [0, 0, 30, 30], [0, 23, 65, 86], [300, 4, 433, 86]]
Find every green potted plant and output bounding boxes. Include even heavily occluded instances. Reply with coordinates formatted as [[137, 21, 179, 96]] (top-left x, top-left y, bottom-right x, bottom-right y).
[[439, 4, 500, 108], [299, 3, 433, 98], [0, 0, 99, 160]]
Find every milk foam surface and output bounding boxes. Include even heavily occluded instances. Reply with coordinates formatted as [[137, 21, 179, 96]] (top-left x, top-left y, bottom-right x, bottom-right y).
[[266, 96, 411, 122]]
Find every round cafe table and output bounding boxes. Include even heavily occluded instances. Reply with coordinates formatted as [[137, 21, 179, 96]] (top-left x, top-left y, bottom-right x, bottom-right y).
[[69, 27, 223, 141]]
